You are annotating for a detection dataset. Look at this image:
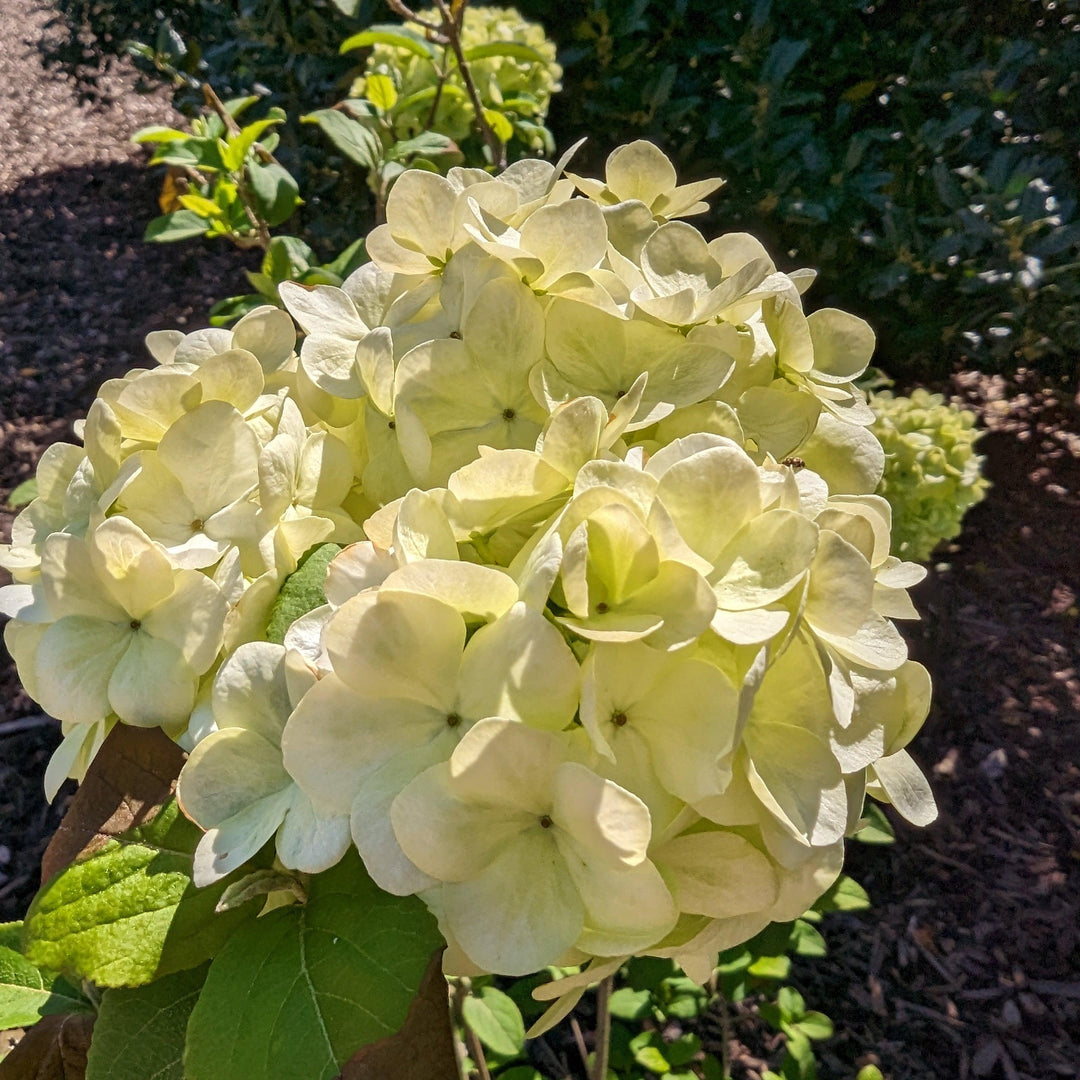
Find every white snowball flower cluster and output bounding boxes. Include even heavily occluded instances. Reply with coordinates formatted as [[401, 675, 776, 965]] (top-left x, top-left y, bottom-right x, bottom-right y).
[[0, 141, 936, 996]]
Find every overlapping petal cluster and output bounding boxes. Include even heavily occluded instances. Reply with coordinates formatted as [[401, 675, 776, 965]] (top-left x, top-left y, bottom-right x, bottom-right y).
[[363, 5, 562, 149], [870, 388, 989, 561], [0, 140, 936, 991]]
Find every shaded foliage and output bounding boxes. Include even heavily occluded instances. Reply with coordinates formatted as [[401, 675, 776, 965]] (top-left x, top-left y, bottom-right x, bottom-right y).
[[519, 0, 1080, 380]]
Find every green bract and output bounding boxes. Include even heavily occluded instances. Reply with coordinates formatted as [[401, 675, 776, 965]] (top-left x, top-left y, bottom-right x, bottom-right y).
[[870, 388, 989, 561], [0, 141, 937, 1043]]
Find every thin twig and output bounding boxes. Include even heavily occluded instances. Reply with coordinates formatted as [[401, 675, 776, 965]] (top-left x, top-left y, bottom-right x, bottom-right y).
[[202, 83, 242, 136], [386, 0, 446, 36], [0, 714, 56, 737], [433, 0, 506, 168], [569, 1016, 591, 1075], [591, 976, 613, 1080], [452, 980, 492, 1080]]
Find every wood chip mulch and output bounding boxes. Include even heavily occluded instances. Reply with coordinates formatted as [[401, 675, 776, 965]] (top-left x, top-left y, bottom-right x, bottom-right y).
[[1, 4, 1078, 1078]]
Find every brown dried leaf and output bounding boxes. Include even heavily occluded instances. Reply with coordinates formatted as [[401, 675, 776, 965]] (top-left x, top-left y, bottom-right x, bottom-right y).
[[40, 726, 185, 884], [339, 951, 458, 1080], [0, 1013, 94, 1080]]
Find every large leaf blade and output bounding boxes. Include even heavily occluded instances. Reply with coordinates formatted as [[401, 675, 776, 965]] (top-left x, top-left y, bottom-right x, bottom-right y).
[[183, 852, 443, 1080]]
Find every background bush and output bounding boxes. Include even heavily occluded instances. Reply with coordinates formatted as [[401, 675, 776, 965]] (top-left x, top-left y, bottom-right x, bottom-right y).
[[42, 0, 1080, 375], [517, 0, 1080, 382], [42, 0, 1080, 382]]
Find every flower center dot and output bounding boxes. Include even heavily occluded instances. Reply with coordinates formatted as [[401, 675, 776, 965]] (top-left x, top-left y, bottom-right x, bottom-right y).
[[612, 711, 628, 727], [129, 619, 141, 631], [595, 602, 609, 614], [450, 330, 463, 340], [387, 420, 396, 430], [502, 407, 516, 421], [190, 518, 204, 531], [615, 389, 627, 399], [446, 712, 462, 728], [539, 815, 553, 829]]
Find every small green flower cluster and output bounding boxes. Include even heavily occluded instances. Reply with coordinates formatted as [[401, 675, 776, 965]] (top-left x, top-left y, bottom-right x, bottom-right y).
[[361, 5, 561, 151], [870, 389, 989, 562]]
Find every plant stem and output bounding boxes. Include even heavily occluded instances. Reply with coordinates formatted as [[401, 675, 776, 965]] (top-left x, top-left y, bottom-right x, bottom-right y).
[[432, 0, 506, 168], [591, 975, 614, 1080], [386, 0, 506, 169], [452, 979, 492, 1080]]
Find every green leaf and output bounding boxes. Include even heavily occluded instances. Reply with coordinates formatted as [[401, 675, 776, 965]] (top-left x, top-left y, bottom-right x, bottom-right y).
[[8, 478, 38, 507], [303, 109, 381, 169], [792, 1011, 833, 1041], [214, 869, 306, 914], [340, 26, 436, 59], [482, 108, 514, 144], [0, 922, 22, 950], [747, 954, 791, 981], [322, 237, 367, 279], [131, 125, 191, 144], [388, 131, 458, 161], [463, 41, 549, 64], [265, 542, 342, 644], [183, 851, 443, 1080], [854, 802, 896, 844], [497, 1070, 543, 1080], [265, 235, 315, 281], [813, 875, 871, 913], [22, 799, 267, 988], [365, 73, 399, 112], [0, 945, 91, 1029], [665, 1034, 701, 1067], [208, 294, 265, 327], [461, 986, 525, 1057], [608, 987, 653, 1021], [178, 193, 224, 219], [247, 162, 300, 228], [144, 210, 209, 243], [776, 986, 805, 1021], [789, 919, 827, 958], [85, 964, 208, 1080], [635, 1046, 671, 1074]]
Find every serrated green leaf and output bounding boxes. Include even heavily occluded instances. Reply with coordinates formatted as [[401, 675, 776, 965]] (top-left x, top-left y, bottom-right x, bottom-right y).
[[248, 162, 300, 228], [0, 945, 91, 1029], [144, 210, 210, 243], [340, 26, 436, 59], [462, 986, 525, 1057], [22, 799, 266, 988], [265, 542, 342, 644], [7, 478, 38, 507], [85, 964, 208, 1080], [183, 851, 443, 1080], [303, 109, 381, 169], [463, 41, 549, 64], [365, 73, 399, 112], [0, 923, 22, 950], [813, 874, 871, 913]]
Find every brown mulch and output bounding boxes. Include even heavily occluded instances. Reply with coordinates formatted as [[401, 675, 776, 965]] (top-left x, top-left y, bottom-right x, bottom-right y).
[[1, 4, 1078, 1079]]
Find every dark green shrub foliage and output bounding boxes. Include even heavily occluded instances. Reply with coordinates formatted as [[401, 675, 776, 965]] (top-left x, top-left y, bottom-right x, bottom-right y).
[[520, 0, 1080, 379]]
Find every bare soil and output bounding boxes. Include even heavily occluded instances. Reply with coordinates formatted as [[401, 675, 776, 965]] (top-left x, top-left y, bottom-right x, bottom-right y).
[[1, 3, 1078, 1078]]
